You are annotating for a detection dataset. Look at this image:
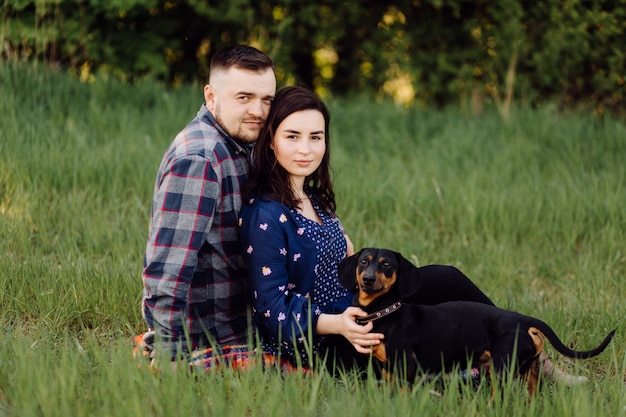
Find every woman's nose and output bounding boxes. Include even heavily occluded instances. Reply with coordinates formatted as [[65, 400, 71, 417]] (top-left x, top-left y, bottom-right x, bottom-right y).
[[297, 140, 311, 154]]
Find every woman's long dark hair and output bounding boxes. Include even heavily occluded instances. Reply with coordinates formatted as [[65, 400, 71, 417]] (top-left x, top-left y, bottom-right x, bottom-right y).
[[244, 86, 336, 215]]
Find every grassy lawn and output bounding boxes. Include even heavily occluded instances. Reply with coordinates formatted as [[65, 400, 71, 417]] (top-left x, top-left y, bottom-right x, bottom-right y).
[[1, 64, 624, 416]]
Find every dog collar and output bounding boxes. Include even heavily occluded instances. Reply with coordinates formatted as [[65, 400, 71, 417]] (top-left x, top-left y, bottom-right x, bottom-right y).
[[355, 301, 402, 325]]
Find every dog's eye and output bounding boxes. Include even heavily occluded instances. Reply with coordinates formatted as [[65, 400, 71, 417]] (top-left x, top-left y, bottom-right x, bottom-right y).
[[359, 259, 368, 265], [382, 261, 391, 268]]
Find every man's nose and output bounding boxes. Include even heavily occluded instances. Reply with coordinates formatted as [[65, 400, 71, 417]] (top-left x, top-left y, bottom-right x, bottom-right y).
[[247, 99, 266, 117]]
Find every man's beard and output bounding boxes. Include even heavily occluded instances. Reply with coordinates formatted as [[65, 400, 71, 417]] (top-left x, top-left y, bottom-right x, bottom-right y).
[[214, 113, 263, 145]]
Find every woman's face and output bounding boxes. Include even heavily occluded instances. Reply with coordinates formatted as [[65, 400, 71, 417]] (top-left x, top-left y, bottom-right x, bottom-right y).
[[271, 109, 326, 185]]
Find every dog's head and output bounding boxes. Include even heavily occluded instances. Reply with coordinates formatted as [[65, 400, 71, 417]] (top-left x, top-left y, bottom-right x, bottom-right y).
[[338, 248, 421, 307]]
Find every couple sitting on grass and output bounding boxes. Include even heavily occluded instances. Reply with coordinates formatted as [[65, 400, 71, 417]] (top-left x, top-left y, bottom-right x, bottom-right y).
[[136, 44, 585, 386]]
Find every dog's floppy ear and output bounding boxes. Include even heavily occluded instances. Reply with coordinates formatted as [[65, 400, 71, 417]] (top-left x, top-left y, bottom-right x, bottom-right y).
[[395, 251, 422, 299], [338, 249, 363, 291]]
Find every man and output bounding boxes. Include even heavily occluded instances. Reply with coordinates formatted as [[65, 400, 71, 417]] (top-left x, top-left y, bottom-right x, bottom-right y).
[[140, 45, 276, 360]]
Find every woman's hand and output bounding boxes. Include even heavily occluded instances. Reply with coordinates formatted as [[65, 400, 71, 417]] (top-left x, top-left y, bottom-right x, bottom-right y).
[[340, 307, 385, 354], [316, 307, 384, 354]]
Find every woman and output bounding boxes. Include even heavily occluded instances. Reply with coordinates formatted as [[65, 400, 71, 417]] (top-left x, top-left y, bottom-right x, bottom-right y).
[[239, 86, 383, 368]]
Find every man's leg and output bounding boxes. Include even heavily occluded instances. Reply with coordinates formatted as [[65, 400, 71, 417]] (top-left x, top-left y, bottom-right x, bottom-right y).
[[538, 351, 589, 385]]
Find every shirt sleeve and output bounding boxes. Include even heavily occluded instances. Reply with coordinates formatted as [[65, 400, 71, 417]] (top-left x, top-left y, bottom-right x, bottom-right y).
[[142, 155, 218, 351], [240, 203, 320, 346]]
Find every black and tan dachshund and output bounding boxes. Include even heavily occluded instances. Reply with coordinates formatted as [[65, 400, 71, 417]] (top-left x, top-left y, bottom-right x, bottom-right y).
[[338, 248, 615, 395]]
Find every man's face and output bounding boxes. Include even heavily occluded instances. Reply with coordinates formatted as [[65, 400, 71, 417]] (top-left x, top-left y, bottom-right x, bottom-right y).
[[204, 67, 276, 144]]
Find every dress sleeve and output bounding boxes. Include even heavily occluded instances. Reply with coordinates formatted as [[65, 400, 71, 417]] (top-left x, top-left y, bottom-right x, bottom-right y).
[[240, 203, 319, 346]]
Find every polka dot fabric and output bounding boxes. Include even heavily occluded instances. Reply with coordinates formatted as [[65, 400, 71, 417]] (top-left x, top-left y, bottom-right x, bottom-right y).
[[290, 205, 350, 310]]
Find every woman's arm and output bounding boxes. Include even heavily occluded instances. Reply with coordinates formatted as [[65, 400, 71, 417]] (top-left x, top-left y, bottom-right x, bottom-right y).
[[336, 219, 354, 257], [240, 203, 319, 345]]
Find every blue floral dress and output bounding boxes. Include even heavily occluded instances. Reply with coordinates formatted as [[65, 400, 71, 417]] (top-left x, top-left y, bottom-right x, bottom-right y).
[[239, 195, 352, 366]]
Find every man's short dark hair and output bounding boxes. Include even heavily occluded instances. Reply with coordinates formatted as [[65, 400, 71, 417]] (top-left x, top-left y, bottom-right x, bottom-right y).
[[209, 45, 274, 81]]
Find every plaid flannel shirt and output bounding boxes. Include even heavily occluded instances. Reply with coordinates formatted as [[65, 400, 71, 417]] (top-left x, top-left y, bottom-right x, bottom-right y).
[[142, 104, 252, 357]]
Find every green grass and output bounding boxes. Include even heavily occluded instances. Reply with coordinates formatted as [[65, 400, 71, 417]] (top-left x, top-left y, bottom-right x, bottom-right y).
[[1, 63, 625, 416]]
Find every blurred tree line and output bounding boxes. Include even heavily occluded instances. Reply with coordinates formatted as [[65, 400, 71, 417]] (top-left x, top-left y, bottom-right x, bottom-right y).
[[2, 0, 624, 114]]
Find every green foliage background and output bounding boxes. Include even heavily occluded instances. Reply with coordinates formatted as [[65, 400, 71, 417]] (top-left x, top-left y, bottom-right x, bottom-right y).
[[2, 0, 625, 113]]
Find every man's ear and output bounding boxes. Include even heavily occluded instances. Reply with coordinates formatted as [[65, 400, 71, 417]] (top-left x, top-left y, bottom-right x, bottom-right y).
[[204, 84, 216, 112], [337, 249, 363, 291]]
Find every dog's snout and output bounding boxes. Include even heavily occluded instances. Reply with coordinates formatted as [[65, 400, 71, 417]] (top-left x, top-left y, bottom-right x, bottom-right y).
[[362, 274, 376, 286]]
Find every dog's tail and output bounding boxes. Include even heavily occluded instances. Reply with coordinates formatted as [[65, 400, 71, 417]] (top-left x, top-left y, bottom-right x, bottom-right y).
[[532, 321, 615, 359]]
